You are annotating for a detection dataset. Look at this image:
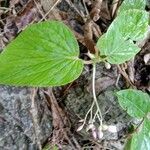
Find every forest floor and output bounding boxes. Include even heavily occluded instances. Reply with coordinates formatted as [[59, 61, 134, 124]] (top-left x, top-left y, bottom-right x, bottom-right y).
[[0, 0, 150, 150]]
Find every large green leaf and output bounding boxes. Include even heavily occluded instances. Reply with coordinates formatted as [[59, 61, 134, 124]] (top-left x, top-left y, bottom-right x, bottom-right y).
[[110, 9, 149, 41], [116, 89, 150, 118], [96, 28, 140, 64], [118, 0, 146, 14], [125, 119, 150, 150], [0, 21, 84, 87]]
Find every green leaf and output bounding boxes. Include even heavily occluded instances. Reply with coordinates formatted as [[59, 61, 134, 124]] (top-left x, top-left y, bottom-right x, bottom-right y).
[[118, 0, 146, 14], [116, 89, 150, 118], [0, 21, 84, 87], [96, 28, 140, 64], [42, 144, 58, 150], [97, 9, 149, 64], [124, 119, 150, 150], [124, 137, 133, 150], [110, 10, 149, 41]]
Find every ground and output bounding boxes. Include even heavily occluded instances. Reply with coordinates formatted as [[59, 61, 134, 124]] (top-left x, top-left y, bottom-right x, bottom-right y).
[[0, 0, 150, 150]]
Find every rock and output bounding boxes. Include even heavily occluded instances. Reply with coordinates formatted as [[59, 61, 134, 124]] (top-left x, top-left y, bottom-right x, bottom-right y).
[[0, 86, 52, 150]]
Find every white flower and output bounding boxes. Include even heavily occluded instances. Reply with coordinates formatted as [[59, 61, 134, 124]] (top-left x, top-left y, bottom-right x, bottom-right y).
[[105, 62, 111, 69], [102, 124, 108, 131], [77, 123, 84, 132], [107, 125, 117, 133], [92, 129, 97, 139], [97, 128, 104, 139], [86, 123, 95, 132]]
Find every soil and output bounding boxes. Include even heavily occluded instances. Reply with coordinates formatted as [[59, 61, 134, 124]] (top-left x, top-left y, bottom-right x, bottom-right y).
[[0, 0, 150, 150]]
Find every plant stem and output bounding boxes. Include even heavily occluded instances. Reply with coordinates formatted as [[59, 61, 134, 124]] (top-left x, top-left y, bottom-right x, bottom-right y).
[[92, 63, 103, 126], [82, 100, 95, 126], [83, 60, 93, 64]]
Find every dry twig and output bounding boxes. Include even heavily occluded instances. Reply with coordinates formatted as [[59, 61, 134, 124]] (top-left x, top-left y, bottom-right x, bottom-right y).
[[43, 88, 79, 149], [30, 88, 42, 150]]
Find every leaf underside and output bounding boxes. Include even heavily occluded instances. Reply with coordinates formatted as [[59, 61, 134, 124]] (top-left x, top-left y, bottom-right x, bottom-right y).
[[0, 21, 84, 87]]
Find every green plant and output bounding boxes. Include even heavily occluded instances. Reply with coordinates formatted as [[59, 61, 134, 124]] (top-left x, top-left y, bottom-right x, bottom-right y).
[[0, 0, 148, 86], [0, 0, 149, 149], [116, 89, 150, 150], [42, 144, 58, 150]]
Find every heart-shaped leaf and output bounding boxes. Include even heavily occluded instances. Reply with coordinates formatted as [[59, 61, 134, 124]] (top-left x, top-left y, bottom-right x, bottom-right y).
[[116, 89, 150, 118], [0, 21, 84, 87]]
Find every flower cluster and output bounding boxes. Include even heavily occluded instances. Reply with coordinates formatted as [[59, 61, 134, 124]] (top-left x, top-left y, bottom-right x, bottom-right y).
[[77, 121, 117, 140]]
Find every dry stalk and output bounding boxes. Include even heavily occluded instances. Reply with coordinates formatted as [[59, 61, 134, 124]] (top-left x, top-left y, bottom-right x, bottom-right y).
[[30, 88, 42, 150]]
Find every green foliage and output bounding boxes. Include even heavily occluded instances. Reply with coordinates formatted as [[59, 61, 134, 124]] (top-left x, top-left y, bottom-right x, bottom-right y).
[[116, 89, 150, 150], [116, 89, 150, 118], [110, 2, 150, 149], [125, 119, 150, 150], [96, 0, 149, 64], [97, 29, 140, 64], [118, 0, 146, 13], [0, 0, 149, 149], [0, 0, 149, 85], [0, 21, 84, 86], [111, 10, 149, 41], [42, 144, 58, 150]]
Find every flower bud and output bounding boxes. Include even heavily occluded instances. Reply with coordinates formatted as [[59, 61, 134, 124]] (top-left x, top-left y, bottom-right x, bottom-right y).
[[92, 128, 97, 139], [77, 124, 84, 132], [102, 124, 108, 131], [105, 62, 111, 69], [97, 130, 104, 139], [86, 123, 95, 132]]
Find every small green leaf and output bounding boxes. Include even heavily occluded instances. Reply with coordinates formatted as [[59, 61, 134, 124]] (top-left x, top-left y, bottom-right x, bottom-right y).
[[0, 21, 84, 87], [116, 89, 150, 118], [110, 10, 149, 41], [96, 28, 140, 64], [97, 9, 148, 64], [118, 0, 146, 14], [124, 119, 150, 150]]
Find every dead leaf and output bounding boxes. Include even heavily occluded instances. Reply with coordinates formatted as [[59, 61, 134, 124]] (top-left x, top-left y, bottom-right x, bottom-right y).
[[90, 0, 102, 21], [40, 0, 62, 20], [9, 0, 20, 7], [100, 1, 111, 20], [84, 20, 96, 54], [43, 88, 73, 147], [4, 1, 40, 41], [15, 1, 40, 29], [127, 59, 135, 84], [4, 17, 18, 40], [111, 0, 120, 18]]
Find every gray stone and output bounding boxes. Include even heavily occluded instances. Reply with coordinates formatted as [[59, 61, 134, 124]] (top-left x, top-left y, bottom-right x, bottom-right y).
[[0, 86, 52, 150]]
